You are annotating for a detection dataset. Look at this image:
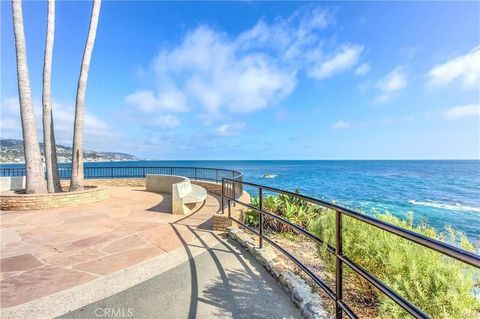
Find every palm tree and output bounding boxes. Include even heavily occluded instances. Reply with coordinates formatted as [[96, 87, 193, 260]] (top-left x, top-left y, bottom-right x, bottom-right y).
[[11, 0, 46, 194], [70, 0, 101, 191], [42, 0, 62, 193]]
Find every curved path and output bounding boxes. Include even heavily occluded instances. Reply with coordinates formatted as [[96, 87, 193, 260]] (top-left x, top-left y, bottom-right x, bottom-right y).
[[59, 234, 300, 319], [0, 186, 299, 318]]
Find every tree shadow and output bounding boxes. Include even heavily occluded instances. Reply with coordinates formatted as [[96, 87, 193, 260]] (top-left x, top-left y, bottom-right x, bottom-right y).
[[170, 200, 213, 230], [201, 269, 280, 319], [169, 223, 199, 319], [180, 227, 297, 319]]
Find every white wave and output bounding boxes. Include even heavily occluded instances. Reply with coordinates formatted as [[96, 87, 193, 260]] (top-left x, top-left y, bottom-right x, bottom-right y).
[[408, 200, 480, 213], [263, 174, 277, 179]]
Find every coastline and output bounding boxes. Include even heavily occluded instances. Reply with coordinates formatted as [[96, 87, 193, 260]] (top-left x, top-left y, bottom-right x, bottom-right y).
[[2, 159, 479, 165], [0, 159, 140, 165]]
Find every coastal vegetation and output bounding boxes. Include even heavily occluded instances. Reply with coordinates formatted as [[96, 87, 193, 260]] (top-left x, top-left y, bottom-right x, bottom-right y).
[[243, 193, 480, 319]]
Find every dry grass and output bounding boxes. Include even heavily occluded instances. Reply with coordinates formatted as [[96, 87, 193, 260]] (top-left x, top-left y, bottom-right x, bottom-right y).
[[236, 227, 380, 318]]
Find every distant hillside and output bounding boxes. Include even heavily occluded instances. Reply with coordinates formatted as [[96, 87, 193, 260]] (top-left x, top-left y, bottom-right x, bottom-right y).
[[0, 138, 138, 163]]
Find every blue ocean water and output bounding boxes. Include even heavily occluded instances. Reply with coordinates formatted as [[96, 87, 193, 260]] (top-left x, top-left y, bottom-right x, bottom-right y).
[[3, 160, 480, 243]]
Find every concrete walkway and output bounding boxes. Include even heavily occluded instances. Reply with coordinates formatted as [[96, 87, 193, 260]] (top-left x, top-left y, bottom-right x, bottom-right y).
[[59, 234, 300, 319], [1, 186, 300, 318]]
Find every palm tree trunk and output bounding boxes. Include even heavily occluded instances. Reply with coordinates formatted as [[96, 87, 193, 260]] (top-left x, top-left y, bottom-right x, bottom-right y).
[[50, 118, 62, 191], [70, 0, 101, 191], [11, 0, 46, 194], [42, 0, 61, 193]]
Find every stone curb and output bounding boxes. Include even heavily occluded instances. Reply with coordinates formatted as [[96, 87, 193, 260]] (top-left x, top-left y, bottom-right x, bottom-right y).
[[228, 227, 332, 319]]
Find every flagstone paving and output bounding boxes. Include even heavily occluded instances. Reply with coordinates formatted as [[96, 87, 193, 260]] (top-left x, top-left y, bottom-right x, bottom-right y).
[[0, 186, 226, 309]]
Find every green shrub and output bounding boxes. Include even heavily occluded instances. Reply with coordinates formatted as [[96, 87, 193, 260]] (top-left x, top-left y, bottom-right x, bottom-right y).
[[310, 211, 479, 318], [244, 191, 323, 231], [244, 194, 480, 318]]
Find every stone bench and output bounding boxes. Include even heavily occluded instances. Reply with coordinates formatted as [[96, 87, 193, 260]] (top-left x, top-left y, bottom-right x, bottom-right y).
[[145, 174, 207, 215]]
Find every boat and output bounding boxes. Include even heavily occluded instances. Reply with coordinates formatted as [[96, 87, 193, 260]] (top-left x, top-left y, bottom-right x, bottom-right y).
[[263, 173, 277, 179]]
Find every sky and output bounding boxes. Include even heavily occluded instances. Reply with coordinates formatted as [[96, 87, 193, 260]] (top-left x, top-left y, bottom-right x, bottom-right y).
[[1, 1, 479, 160]]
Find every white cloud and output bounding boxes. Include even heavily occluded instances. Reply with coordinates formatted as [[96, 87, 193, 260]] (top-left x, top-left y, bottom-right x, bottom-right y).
[[151, 26, 297, 115], [125, 89, 188, 113], [377, 67, 407, 92], [127, 7, 364, 118], [216, 122, 245, 137], [443, 104, 480, 120], [151, 115, 180, 128], [332, 120, 350, 129], [235, 7, 332, 61], [309, 45, 364, 79], [1, 97, 118, 150], [427, 46, 480, 90], [374, 66, 407, 103], [355, 62, 371, 76]]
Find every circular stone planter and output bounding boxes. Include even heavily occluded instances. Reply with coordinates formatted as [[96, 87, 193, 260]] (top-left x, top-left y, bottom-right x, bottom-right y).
[[0, 186, 108, 211]]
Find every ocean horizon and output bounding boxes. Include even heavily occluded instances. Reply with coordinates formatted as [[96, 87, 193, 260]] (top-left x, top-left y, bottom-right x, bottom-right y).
[[2, 159, 479, 243]]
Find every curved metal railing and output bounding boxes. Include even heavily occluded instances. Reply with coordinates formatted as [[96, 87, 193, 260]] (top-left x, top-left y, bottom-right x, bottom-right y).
[[221, 177, 480, 319], [0, 165, 244, 199], [0, 166, 242, 182]]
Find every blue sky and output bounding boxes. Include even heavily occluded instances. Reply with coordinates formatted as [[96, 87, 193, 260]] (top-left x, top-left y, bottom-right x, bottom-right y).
[[1, 1, 479, 160]]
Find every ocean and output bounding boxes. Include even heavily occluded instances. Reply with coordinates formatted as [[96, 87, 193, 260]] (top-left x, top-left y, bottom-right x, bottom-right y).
[[2, 160, 479, 243]]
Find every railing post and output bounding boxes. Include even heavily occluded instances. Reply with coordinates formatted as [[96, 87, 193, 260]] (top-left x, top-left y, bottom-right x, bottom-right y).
[[335, 210, 343, 319], [259, 187, 263, 249], [232, 180, 236, 207], [221, 179, 225, 215], [142, 167, 145, 178], [227, 198, 231, 219], [110, 167, 114, 179], [194, 168, 197, 180], [215, 169, 218, 182]]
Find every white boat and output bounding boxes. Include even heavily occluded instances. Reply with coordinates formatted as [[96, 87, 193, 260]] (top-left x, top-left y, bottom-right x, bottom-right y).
[[263, 173, 277, 179]]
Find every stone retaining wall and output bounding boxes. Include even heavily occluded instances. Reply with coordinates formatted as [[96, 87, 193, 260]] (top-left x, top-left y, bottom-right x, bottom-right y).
[[0, 186, 108, 211], [59, 178, 221, 191], [193, 179, 243, 199], [212, 214, 232, 231], [63, 178, 223, 194], [61, 178, 146, 188], [191, 180, 221, 195]]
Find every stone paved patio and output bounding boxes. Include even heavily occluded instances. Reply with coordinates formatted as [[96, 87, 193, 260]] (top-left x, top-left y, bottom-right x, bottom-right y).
[[0, 187, 223, 309]]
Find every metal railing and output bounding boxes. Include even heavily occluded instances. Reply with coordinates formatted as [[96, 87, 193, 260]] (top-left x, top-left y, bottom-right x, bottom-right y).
[[0, 166, 242, 184], [1, 165, 244, 201], [221, 177, 480, 319]]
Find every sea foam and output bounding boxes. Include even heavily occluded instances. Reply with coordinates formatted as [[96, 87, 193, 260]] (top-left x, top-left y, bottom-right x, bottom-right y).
[[408, 200, 480, 213]]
